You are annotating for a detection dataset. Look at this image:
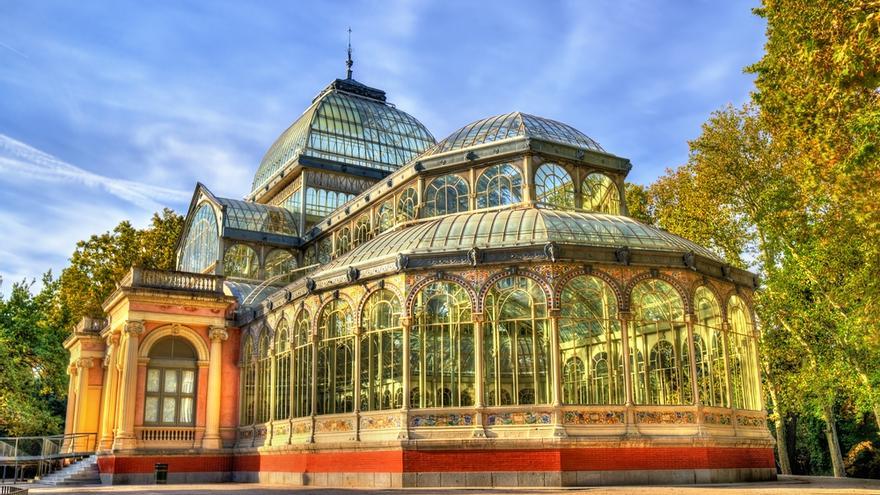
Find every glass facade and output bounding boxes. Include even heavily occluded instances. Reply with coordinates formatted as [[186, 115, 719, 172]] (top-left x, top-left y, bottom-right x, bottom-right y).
[[238, 275, 765, 432], [218, 197, 298, 237], [535, 163, 575, 208], [225, 244, 259, 279], [179, 203, 219, 273], [582, 173, 620, 215], [305, 187, 356, 230], [559, 276, 624, 405], [253, 87, 435, 193], [476, 163, 522, 209], [423, 174, 469, 218]]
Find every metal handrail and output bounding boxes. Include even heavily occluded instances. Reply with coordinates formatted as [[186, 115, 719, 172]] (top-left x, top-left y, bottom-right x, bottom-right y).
[[0, 433, 96, 484]]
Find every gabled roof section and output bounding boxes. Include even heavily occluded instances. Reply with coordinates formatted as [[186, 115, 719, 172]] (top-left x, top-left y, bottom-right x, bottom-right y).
[[422, 112, 605, 158], [251, 78, 436, 194]]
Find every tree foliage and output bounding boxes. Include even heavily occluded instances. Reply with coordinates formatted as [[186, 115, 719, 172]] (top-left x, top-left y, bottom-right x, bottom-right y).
[[56, 208, 183, 328], [0, 275, 68, 436]]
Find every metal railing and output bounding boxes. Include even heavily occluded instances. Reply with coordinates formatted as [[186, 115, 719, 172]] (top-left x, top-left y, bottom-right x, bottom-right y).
[[0, 433, 96, 484]]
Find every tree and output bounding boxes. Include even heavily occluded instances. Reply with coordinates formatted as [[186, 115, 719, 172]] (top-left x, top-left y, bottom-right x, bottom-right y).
[[56, 208, 183, 328], [0, 275, 69, 436]]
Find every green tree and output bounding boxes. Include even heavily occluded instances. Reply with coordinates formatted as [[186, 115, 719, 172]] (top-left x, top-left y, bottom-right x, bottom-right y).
[[0, 274, 69, 436], [56, 208, 183, 328]]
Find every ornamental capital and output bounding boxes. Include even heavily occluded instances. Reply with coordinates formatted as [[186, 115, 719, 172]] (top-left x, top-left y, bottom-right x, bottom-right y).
[[471, 313, 485, 324], [399, 316, 413, 328], [108, 332, 121, 346], [76, 357, 94, 369], [124, 320, 145, 336], [209, 326, 229, 342]]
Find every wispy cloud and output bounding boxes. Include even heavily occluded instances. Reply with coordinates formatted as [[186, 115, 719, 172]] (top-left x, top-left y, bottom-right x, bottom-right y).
[[0, 133, 189, 210]]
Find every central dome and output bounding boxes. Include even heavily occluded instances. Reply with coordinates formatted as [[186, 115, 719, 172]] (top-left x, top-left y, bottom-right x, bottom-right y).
[[421, 111, 605, 158], [252, 78, 436, 193]]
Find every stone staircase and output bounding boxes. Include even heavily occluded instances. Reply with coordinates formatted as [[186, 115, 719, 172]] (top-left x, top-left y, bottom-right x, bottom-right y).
[[37, 455, 100, 486]]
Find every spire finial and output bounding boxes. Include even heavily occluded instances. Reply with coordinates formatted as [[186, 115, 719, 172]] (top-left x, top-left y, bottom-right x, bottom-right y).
[[345, 27, 353, 79]]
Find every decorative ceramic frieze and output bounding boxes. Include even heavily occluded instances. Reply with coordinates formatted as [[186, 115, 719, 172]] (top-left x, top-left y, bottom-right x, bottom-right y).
[[703, 412, 733, 426], [409, 414, 473, 427], [563, 410, 625, 425], [635, 410, 696, 425], [360, 415, 401, 430], [736, 413, 766, 428], [291, 420, 312, 435], [315, 418, 353, 433], [487, 411, 552, 426]]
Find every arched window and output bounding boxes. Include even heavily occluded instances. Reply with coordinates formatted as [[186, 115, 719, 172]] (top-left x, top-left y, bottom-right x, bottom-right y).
[[693, 287, 727, 407], [581, 173, 621, 214], [559, 275, 624, 405], [534, 163, 575, 208], [630, 279, 691, 405], [179, 202, 219, 273], [292, 309, 313, 418], [423, 174, 469, 217], [145, 336, 197, 426], [317, 238, 332, 264], [476, 163, 523, 209], [335, 227, 352, 257], [360, 289, 403, 411], [396, 188, 418, 223], [353, 215, 371, 247], [240, 337, 256, 425], [317, 300, 354, 414], [224, 244, 259, 279], [265, 250, 297, 278], [484, 276, 550, 406], [411, 281, 475, 408], [255, 333, 272, 423], [377, 200, 394, 233], [274, 321, 291, 420], [728, 296, 761, 410]]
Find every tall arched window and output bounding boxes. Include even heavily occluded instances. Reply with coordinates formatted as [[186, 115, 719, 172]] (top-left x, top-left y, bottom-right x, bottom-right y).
[[396, 188, 418, 223], [145, 336, 197, 426], [693, 287, 727, 407], [581, 173, 621, 214], [179, 202, 219, 273], [377, 200, 394, 233], [274, 321, 291, 420], [476, 163, 523, 209], [335, 227, 352, 257], [225, 244, 259, 279], [563, 357, 587, 404], [255, 333, 272, 423], [630, 279, 692, 405], [559, 275, 623, 405], [360, 289, 403, 411], [292, 309, 313, 418], [411, 281, 475, 408], [484, 276, 550, 406], [423, 174, 469, 217], [728, 295, 761, 410], [534, 163, 575, 208], [317, 300, 354, 414], [265, 250, 297, 278], [353, 215, 371, 247], [240, 337, 256, 425]]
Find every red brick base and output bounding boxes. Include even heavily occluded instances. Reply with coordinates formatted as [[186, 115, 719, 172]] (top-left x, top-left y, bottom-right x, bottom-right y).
[[98, 446, 775, 486]]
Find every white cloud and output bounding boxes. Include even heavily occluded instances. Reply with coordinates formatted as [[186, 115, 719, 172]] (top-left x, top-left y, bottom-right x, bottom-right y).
[[0, 133, 190, 210]]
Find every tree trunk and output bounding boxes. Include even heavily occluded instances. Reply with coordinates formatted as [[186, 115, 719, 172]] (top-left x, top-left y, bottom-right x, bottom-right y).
[[822, 404, 846, 477], [766, 382, 792, 474]]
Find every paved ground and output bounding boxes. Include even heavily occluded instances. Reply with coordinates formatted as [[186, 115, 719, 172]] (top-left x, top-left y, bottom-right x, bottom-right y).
[[15, 476, 880, 494]]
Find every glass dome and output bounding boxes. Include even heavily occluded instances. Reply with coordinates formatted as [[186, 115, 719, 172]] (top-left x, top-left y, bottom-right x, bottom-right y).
[[422, 112, 605, 157], [252, 78, 436, 193]]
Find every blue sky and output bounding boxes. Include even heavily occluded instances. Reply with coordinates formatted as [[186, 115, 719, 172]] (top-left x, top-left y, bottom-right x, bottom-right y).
[[0, 0, 765, 292]]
